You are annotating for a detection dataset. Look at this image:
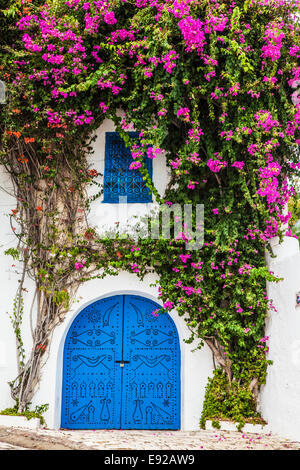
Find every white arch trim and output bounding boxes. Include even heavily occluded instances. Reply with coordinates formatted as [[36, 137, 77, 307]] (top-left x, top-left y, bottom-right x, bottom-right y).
[[55, 290, 184, 430], [32, 274, 214, 431]]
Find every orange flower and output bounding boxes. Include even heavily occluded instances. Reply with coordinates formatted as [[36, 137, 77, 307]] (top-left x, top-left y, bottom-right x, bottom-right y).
[[12, 109, 21, 114], [36, 206, 42, 211], [84, 230, 94, 240], [18, 155, 29, 164], [13, 131, 21, 139], [116, 252, 122, 258], [88, 169, 98, 177], [25, 137, 35, 143]]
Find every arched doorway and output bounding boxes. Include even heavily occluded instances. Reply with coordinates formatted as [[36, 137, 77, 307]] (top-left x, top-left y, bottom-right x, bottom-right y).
[[61, 294, 181, 429]]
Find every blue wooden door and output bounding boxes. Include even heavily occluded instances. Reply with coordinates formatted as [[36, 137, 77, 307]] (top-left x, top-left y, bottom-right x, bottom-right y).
[[61, 296, 123, 429], [61, 295, 180, 429], [121, 296, 181, 429]]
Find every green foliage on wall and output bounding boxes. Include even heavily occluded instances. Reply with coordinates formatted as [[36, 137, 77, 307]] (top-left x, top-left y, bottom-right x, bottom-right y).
[[0, 0, 299, 420]]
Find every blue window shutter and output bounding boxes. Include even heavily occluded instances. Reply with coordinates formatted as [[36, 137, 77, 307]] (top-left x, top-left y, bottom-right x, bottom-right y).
[[103, 132, 153, 203]]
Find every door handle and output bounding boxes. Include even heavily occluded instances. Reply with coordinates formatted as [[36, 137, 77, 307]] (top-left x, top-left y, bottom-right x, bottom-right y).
[[115, 360, 130, 367]]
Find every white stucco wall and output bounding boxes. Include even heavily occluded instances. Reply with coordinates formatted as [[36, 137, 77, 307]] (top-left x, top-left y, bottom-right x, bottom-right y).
[[0, 167, 37, 410], [2, 117, 300, 438], [0, 120, 214, 431], [260, 236, 300, 441], [87, 115, 171, 235], [30, 273, 214, 430], [0, 167, 19, 409]]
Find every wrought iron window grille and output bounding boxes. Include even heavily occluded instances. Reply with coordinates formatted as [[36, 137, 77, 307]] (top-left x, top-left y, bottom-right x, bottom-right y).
[[103, 132, 153, 203]]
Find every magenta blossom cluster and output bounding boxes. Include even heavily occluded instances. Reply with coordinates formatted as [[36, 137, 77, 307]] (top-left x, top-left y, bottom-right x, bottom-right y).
[[207, 158, 228, 173]]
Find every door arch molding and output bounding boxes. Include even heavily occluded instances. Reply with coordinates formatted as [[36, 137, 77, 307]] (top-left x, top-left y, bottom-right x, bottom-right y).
[[60, 292, 181, 429]]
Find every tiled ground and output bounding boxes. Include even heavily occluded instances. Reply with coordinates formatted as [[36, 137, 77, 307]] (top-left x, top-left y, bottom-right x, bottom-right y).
[[0, 427, 299, 450], [43, 428, 300, 450], [0, 441, 28, 450]]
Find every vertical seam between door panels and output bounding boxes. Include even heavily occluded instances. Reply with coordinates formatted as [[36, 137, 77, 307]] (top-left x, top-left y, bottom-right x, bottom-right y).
[[119, 295, 125, 428]]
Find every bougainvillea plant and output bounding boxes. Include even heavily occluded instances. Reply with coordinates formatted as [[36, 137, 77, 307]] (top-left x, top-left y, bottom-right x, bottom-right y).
[[0, 0, 299, 426]]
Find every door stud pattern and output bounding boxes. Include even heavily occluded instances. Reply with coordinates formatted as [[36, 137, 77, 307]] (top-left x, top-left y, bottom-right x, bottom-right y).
[[61, 295, 180, 429]]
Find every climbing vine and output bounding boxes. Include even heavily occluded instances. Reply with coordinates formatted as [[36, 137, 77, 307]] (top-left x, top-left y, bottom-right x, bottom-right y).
[[0, 0, 299, 426]]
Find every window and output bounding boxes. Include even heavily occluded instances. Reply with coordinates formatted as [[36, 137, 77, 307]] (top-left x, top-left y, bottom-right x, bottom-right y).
[[103, 132, 153, 203]]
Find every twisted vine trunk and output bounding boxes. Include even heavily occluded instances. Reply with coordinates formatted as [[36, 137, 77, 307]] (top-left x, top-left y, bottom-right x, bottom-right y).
[[4, 138, 91, 411], [12, 289, 78, 412], [204, 337, 233, 385]]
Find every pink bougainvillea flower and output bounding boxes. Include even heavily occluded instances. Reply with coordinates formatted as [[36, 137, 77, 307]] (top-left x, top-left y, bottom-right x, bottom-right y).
[[232, 161, 245, 170], [104, 11, 117, 25], [207, 158, 228, 173]]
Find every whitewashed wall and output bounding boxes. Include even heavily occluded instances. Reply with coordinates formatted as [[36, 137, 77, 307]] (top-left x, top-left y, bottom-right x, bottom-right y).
[[87, 115, 171, 234], [31, 273, 214, 430], [0, 167, 37, 409], [0, 118, 215, 431], [260, 236, 300, 441], [2, 117, 300, 437], [34, 116, 214, 430]]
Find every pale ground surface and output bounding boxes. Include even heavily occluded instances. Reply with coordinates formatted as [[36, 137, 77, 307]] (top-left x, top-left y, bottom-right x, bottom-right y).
[[0, 442, 28, 450], [0, 426, 299, 450]]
